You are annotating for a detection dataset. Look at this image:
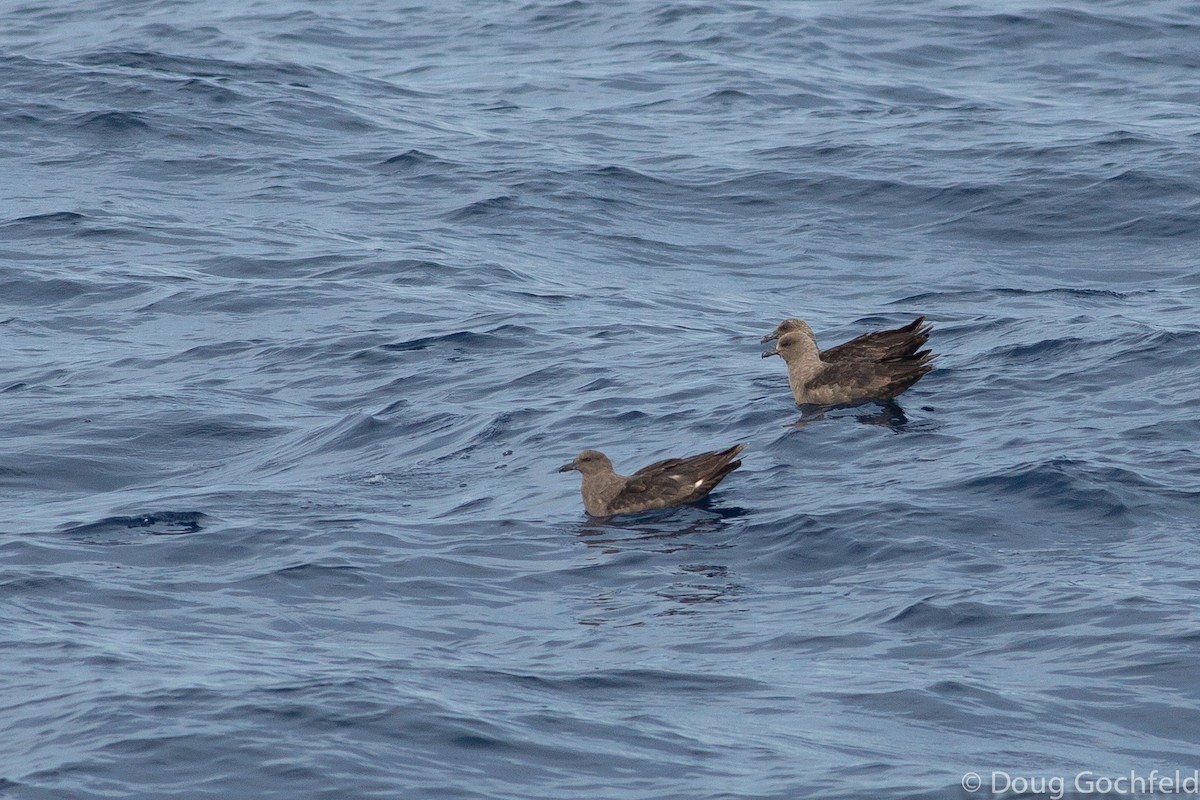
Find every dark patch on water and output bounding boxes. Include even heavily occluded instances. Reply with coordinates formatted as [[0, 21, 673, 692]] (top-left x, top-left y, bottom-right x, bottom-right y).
[[62, 511, 207, 537]]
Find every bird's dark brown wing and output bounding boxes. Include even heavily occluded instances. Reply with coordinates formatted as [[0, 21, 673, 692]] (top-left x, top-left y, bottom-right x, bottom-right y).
[[822, 316, 931, 363], [808, 357, 935, 403], [608, 444, 746, 512], [629, 444, 743, 479]]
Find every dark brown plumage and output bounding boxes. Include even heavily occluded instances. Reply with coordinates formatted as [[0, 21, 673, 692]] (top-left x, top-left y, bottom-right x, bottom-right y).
[[761, 316, 932, 363], [762, 330, 934, 406], [558, 444, 745, 517]]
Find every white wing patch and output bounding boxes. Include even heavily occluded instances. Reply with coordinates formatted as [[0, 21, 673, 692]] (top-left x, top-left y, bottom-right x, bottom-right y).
[[670, 473, 704, 491]]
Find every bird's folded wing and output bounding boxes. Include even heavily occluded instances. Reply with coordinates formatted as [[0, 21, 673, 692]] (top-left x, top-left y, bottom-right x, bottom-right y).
[[629, 457, 686, 479], [823, 317, 930, 362]]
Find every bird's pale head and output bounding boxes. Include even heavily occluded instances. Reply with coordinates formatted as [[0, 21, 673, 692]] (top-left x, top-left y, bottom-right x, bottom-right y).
[[762, 318, 815, 343], [557, 449, 614, 476], [762, 330, 820, 363]]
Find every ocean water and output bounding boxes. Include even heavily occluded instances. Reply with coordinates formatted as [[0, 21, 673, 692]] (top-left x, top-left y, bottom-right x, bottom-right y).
[[3, 1, 1200, 798]]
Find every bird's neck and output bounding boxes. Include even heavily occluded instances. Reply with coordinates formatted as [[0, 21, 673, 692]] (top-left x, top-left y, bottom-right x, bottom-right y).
[[786, 352, 824, 390], [580, 471, 624, 516]]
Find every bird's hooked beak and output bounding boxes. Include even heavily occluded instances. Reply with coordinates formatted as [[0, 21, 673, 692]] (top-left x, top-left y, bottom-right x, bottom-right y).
[[556, 461, 577, 473], [761, 346, 780, 359], [760, 331, 780, 344]]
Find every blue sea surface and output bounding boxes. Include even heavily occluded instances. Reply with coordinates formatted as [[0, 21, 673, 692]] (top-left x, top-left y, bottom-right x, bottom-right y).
[[3, 1, 1200, 798]]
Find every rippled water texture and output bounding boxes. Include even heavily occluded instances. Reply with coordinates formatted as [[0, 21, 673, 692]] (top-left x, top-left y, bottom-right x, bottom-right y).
[[3, 1, 1200, 798]]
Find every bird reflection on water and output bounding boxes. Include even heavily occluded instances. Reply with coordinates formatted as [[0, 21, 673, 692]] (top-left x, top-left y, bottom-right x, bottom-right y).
[[569, 498, 748, 555], [790, 399, 916, 431], [569, 506, 749, 623]]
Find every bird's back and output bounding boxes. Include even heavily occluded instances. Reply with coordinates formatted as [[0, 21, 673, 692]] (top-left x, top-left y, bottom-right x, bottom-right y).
[[822, 316, 931, 363], [602, 444, 745, 515]]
